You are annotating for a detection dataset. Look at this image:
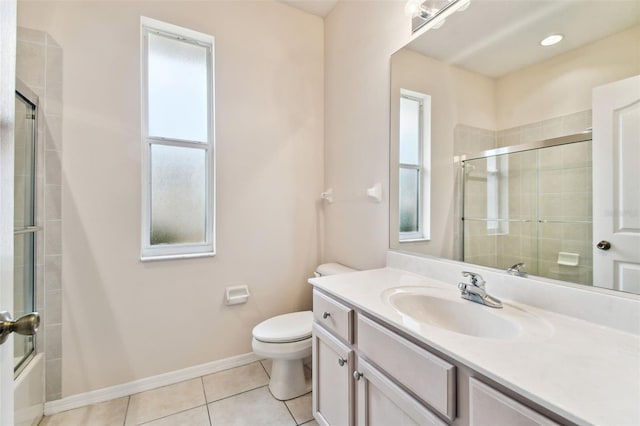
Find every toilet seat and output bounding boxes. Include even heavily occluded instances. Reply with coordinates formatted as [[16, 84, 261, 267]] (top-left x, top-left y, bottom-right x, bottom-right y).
[[252, 311, 312, 343]]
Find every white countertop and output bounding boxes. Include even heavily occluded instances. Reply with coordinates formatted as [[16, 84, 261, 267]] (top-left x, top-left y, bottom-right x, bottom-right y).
[[309, 267, 640, 426]]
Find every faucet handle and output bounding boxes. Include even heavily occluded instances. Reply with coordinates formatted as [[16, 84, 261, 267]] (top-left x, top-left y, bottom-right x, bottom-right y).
[[461, 271, 485, 287], [507, 263, 528, 277]]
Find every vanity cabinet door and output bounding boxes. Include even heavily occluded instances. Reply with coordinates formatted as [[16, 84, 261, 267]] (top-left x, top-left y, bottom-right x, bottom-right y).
[[312, 323, 354, 426], [313, 289, 354, 344], [357, 315, 456, 420], [355, 357, 446, 426], [469, 378, 560, 426]]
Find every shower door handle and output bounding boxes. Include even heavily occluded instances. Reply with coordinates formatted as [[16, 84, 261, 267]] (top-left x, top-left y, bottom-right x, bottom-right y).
[[0, 311, 40, 345]]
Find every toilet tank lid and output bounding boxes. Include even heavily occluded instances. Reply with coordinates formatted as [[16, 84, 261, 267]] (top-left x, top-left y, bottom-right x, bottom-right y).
[[316, 263, 356, 276], [253, 311, 313, 343]]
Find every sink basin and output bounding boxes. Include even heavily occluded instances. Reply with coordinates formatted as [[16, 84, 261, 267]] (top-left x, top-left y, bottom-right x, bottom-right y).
[[382, 286, 553, 340]]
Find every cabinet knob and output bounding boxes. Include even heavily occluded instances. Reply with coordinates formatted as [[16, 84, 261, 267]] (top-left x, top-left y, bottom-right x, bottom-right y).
[[353, 371, 363, 381], [322, 311, 331, 319], [338, 357, 346, 367]]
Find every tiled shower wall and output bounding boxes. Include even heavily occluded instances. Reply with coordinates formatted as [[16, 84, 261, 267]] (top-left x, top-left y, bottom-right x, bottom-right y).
[[455, 110, 593, 286], [17, 27, 63, 402]]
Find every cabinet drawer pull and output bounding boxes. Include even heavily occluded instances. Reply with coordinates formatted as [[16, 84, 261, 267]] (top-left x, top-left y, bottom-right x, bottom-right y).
[[322, 311, 331, 319], [353, 371, 363, 381], [338, 357, 347, 367]]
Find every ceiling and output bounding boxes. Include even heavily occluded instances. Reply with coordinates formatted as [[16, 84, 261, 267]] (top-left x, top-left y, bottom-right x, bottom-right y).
[[279, 0, 339, 17], [407, 0, 640, 78]]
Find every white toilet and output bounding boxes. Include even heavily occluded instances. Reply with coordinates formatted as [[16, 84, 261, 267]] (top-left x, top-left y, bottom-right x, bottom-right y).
[[252, 262, 355, 400]]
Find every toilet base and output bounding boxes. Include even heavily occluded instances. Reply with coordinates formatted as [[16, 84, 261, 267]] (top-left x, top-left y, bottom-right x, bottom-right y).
[[269, 358, 310, 401]]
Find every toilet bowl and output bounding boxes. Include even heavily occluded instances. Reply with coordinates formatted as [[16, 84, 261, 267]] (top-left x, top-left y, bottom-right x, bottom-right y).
[[251, 262, 355, 400], [252, 311, 313, 400]]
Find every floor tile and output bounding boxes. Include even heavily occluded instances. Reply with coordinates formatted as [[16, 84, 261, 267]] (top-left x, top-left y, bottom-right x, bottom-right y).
[[261, 359, 273, 377], [125, 378, 206, 425], [39, 396, 128, 426], [140, 405, 210, 426], [208, 387, 295, 426], [285, 392, 313, 424], [202, 362, 269, 402], [304, 366, 312, 389]]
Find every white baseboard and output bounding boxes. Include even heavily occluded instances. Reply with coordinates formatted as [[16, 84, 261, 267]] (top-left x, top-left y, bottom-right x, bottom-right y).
[[44, 352, 260, 416]]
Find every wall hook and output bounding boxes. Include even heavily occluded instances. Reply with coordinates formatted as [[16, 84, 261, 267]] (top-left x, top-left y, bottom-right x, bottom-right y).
[[367, 183, 382, 203], [321, 188, 334, 204]]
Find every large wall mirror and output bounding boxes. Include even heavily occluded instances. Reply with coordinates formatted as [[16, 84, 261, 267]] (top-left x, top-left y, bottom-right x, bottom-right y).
[[390, 0, 640, 294]]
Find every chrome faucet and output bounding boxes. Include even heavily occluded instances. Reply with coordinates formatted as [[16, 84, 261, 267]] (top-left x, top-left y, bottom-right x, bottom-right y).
[[458, 271, 503, 308], [507, 262, 528, 277]]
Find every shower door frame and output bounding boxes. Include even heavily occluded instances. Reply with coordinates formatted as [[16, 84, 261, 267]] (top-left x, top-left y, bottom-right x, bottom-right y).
[[14, 79, 41, 378], [460, 131, 593, 275], [459, 132, 593, 163]]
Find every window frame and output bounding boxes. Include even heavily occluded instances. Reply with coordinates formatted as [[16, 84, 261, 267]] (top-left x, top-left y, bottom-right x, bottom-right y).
[[486, 155, 509, 236], [140, 17, 216, 261], [399, 89, 431, 242]]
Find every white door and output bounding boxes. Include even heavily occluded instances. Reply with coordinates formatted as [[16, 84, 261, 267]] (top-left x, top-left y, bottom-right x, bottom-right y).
[[1, 1, 18, 423], [592, 75, 640, 294]]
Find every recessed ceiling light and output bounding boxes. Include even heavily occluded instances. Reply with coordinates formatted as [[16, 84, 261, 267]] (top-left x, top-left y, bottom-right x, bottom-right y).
[[540, 34, 563, 46]]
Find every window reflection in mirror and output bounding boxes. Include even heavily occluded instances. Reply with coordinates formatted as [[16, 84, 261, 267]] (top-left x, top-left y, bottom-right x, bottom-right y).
[[398, 90, 431, 242]]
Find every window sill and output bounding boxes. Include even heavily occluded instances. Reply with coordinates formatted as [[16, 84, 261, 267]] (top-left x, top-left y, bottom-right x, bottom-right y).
[[399, 238, 431, 243], [140, 251, 215, 262]]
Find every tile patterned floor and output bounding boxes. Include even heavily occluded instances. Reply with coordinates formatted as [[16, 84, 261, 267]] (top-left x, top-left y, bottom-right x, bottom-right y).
[[39, 361, 318, 426]]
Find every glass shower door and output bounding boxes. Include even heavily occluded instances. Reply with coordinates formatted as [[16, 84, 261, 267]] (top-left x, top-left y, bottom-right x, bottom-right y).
[[14, 91, 38, 374], [462, 150, 538, 273]]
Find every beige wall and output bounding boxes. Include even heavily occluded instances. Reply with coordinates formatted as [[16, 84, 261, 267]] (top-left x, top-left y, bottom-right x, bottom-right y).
[[496, 25, 640, 129], [18, 1, 324, 397], [389, 49, 495, 258], [323, 1, 410, 270]]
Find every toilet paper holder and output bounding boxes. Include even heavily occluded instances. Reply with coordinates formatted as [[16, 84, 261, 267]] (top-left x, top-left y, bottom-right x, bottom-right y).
[[225, 285, 250, 305]]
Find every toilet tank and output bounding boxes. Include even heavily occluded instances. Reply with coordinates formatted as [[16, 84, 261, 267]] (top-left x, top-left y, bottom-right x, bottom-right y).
[[314, 262, 356, 277]]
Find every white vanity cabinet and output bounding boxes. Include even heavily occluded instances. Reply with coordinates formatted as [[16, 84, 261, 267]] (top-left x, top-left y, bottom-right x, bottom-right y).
[[357, 315, 456, 421], [312, 290, 356, 426], [313, 289, 447, 426], [312, 288, 562, 426], [469, 378, 560, 426], [355, 356, 447, 426]]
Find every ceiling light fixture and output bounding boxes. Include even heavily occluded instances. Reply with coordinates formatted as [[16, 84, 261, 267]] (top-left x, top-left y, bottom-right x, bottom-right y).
[[540, 34, 564, 46], [407, 0, 470, 33]]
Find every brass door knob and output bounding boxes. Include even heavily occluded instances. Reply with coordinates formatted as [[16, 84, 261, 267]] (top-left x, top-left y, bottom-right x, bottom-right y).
[[0, 311, 40, 345], [596, 240, 612, 251]]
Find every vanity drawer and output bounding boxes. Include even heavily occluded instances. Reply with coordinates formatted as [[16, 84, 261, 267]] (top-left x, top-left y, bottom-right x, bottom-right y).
[[469, 378, 559, 426], [357, 315, 456, 421], [313, 290, 354, 344]]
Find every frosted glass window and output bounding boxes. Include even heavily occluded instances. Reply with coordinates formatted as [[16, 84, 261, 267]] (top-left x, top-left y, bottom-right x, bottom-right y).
[[148, 33, 209, 142], [398, 90, 430, 241], [151, 145, 206, 245], [399, 96, 421, 165], [399, 168, 420, 233], [486, 155, 509, 235], [141, 17, 215, 260]]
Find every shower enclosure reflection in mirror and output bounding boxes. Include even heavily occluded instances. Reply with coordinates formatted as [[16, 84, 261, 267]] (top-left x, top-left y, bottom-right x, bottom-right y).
[[389, 0, 640, 294]]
